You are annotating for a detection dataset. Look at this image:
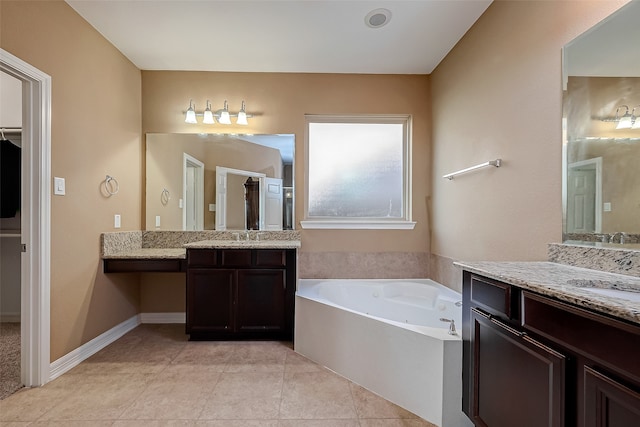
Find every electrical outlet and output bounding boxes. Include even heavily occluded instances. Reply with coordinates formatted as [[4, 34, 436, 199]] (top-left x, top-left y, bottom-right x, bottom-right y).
[[114, 214, 121, 228], [155, 215, 161, 227]]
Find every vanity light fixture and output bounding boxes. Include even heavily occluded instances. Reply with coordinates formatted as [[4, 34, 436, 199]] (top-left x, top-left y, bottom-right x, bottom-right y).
[[615, 105, 633, 129], [184, 99, 251, 125], [185, 99, 197, 124]]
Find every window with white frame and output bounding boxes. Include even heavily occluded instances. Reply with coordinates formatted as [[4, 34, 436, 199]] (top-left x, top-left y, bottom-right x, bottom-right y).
[[301, 115, 415, 229]]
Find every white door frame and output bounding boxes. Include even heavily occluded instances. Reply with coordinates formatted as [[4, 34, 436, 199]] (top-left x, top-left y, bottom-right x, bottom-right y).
[[215, 166, 265, 230], [568, 157, 602, 233], [182, 153, 204, 231], [1, 49, 52, 386]]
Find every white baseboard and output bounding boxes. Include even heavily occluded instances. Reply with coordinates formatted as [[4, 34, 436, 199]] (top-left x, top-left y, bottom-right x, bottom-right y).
[[49, 315, 140, 381], [140, 312, 185, 324]]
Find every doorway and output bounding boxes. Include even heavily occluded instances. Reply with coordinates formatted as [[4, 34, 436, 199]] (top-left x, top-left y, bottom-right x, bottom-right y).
[[1, 71, 23, 398], [0, 48, 52, 388], [182, 153, 204, 231], [567, 157, 602, 233]]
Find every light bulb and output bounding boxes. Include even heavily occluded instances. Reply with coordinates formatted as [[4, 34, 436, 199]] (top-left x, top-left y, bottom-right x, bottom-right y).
[[617, 114, 633, 129], [203, 100, 215, 124], [219, 100, 231, 125], [237, 101, 248, 125], [185, 100, 197, 124]]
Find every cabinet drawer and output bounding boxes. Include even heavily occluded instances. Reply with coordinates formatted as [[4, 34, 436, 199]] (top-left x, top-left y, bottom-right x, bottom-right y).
[[188, 249, 217, 267], [522, 291, 640, 382], [470, 275, 516, 319], [220, 250, 252, 267], [255, 250, 286, 267]]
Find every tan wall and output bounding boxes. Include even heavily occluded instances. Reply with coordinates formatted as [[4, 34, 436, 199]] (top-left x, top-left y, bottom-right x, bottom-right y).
[[430, 0, 627, 290], [142, 71, 431, 253], [140, 71, 431, 310], [1, 1, 142, 361]]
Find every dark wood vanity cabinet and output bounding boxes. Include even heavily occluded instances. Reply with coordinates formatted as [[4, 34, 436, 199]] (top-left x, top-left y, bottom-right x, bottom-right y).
[[463, 271, 640, 427], [464, 274, 566, 427], [186, 248, 296, 340]]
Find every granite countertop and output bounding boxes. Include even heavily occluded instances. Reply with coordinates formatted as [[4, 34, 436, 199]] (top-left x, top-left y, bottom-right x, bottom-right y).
[[102, 248, 186, 259], [455, 261, 640, 325], [101, 231, 301, 260], [102, 240, 300, 258], [183, 239, 301, 249]]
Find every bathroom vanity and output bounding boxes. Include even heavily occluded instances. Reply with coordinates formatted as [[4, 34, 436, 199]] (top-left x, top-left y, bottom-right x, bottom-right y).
[[458, 261, 640, 427], [101, 230, 301, 341], [184, 243, 297, 341]]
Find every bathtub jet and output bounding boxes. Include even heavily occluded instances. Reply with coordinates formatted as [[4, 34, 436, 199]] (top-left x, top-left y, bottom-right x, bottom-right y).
[[295, 279, 470, 427]]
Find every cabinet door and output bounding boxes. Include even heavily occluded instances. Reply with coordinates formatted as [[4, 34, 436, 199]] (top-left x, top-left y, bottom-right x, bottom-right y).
[[236, 269, 286, 333], [186, 269, 235, 334], [584, 366, 640, 427], [471, 308, 566, 427]]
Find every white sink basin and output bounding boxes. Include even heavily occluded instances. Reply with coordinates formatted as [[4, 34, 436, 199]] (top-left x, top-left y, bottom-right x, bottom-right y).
[[580, 287, 640, 303]]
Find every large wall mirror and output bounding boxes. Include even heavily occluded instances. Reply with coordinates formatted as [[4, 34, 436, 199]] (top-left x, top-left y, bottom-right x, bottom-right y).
[[562, 0, 640, 245], [146, 133, 294, 231]]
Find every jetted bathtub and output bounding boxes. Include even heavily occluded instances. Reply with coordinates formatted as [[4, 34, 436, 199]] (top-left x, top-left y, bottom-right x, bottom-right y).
[[295, 279, 471, 427]]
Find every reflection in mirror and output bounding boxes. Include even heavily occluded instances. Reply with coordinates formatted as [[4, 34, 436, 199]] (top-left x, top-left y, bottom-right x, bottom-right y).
[[562, 0, 640, 246], [146, 133, 294, 231]]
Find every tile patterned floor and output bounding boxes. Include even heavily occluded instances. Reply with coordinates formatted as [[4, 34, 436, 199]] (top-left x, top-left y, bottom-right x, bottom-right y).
[[0, 324, 436, 426]]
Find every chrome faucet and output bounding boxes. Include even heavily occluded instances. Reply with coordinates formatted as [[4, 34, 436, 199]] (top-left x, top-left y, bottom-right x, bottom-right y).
[[439, 318, 457, 335], [609, 232, 628, 244]]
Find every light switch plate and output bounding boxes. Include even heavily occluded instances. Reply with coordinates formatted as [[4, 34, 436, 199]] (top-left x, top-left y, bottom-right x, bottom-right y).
[[604, 202, 612, 212], [155, 215, 161, 227], [114, 214, 121, 228], [209, 204, 216, 212], [54, 177, 65, 195]]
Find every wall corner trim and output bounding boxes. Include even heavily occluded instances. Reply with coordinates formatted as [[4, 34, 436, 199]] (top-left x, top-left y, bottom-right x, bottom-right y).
[[49, 315, 141, 381]]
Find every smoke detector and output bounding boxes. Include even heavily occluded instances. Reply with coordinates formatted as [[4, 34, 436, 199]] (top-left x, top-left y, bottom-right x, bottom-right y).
[[365, 8, 392, 29]]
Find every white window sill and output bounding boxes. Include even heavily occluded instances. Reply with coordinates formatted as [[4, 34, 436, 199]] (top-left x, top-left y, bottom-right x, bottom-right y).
[[300, 220, 416, 230]]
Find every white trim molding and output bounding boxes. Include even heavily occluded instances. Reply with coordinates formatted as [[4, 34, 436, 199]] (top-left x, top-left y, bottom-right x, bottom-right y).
[[1, 48, 52, 387], [300, 220, 416, 230], [49, 315, 140, 381]]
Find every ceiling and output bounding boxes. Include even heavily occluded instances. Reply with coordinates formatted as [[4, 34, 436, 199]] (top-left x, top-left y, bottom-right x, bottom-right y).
[[66, 0, 492, 74], [564, 0, 640, 79]]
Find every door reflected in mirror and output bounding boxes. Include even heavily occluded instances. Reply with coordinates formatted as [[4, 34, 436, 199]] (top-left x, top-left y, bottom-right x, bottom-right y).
[[146, 133, 294, 231]]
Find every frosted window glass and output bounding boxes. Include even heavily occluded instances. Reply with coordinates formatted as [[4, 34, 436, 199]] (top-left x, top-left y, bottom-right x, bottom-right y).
[[308, 122, 404, 218]]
